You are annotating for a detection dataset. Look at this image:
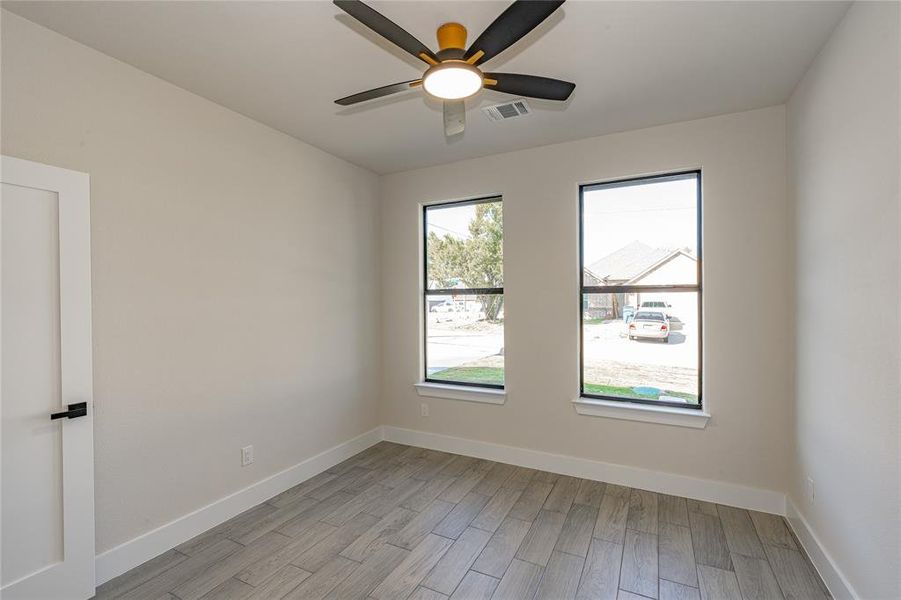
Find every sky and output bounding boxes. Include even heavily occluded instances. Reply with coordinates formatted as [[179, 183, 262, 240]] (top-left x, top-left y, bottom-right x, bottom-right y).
[[427, 203, 477, 240], [425, 177, 698, 265], [583, 178, 698, 265]]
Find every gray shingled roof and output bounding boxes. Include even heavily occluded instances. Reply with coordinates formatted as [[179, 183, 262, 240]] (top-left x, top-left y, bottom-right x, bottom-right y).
[[586, 241, 677, 283]]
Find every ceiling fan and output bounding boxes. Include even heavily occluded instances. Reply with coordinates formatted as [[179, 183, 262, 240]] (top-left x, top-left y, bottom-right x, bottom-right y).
[[333, 0, 575, 136]]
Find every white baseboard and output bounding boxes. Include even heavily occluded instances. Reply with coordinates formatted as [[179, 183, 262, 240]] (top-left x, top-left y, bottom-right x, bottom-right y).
[[786, 499, 857, 600], [382, 426, 786, 515], [94, 427, 384, 586]]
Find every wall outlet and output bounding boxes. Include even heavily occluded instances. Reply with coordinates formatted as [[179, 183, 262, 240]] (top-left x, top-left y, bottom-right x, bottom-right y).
[[241, 445, 254, 467], [420, 403, 429, 417], [806, 476, 815, 504]]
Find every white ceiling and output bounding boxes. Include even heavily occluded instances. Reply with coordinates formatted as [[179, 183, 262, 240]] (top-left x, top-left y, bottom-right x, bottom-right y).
[[4, 1, 848, 174]]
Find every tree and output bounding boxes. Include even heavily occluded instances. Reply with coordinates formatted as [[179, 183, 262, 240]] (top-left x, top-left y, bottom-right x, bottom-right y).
[[428, 203, 504, 321]]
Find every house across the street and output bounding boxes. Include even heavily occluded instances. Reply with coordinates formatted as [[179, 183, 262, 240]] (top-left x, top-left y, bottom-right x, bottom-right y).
[[583, 241, 697, 320]]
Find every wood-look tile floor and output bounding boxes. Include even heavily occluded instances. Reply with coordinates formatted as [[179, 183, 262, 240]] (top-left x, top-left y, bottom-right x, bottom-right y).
[[94, 442, 830, 600]]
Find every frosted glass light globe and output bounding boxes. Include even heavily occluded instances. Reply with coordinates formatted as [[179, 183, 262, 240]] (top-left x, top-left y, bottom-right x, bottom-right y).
[[423, 63, 483, 100]]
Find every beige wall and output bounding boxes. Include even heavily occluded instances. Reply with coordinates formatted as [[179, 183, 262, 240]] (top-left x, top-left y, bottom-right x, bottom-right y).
[[1, 11, 381, 553], [380, 106, 793, 494], [787, 2, 901, 597]]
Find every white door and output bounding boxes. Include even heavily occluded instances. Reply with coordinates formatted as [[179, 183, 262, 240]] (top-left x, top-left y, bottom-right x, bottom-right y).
[[1, 156, 95, 600]]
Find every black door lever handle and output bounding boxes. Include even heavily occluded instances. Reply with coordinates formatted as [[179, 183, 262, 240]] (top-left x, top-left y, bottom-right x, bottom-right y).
[[50, 402, 88, 420]]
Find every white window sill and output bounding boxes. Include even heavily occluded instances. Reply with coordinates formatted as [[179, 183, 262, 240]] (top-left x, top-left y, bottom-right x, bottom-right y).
[[573, 398, 710, 429], [414, 382, 506, 405]]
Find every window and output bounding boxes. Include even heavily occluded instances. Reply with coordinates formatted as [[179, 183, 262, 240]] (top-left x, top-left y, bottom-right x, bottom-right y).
[[580, 171, 702, 409], [423, 197, 504, 389]]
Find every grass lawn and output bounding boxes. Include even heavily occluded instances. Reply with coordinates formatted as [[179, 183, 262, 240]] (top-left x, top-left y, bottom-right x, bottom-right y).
[[429, 366, 504, 386], [430, 366, 698, 404], [583, 382, 698, 404]]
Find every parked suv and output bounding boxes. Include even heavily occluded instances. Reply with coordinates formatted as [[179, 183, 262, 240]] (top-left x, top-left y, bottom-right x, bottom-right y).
[[639, 300, 672, 314]]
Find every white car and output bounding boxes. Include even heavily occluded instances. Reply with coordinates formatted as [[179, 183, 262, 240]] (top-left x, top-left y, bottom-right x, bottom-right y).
[[628, 311, 671, 342], [638, 300, 683, 330]]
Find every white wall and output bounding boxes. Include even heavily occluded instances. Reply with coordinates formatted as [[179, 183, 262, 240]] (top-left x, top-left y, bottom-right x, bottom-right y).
[[787, 2, 901, 598], [1, 11, 381, 553], [380, 106, 793, 496]]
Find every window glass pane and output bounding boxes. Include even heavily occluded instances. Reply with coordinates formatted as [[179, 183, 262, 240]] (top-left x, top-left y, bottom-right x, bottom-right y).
[[426, 200, 503, 290], [426, 294, 504, 386], [583, 291, 699, 405], [583, 176, 698, 286]]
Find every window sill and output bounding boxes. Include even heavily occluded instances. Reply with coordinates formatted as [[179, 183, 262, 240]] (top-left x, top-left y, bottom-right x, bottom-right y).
[[414, 382, 506, 405], [573, 397, 710, 429]]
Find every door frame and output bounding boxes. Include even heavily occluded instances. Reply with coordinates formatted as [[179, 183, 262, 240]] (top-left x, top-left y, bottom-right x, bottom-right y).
[[1, 155, 95, 598]]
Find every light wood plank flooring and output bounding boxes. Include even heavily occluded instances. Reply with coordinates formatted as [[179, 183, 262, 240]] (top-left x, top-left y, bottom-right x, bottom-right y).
[[94, 442, 830, 600]]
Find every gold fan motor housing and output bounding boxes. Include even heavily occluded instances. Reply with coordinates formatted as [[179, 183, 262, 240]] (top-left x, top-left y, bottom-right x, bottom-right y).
[[437, 23, 467, 50]]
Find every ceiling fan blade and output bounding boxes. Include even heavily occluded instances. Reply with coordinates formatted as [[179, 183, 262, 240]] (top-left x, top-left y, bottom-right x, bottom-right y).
[[444, 100, 465, 136], [465, 0, 565, 66], [484, 73, 575, 101], [333, 0, 438, 65], [335, 80, 421, 106]]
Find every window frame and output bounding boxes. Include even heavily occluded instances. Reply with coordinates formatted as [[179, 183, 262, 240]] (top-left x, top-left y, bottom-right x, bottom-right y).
[[422, 195, 504, 390], [579, 170, 703, 410]]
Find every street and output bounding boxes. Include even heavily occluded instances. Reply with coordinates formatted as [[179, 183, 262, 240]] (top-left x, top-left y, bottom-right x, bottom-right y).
[[426, 317, 698, 397]]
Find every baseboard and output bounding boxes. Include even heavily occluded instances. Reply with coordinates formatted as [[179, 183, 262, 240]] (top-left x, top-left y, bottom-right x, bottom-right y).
[[786, 499, 858, 600], [94, 427, 384, 586], [382, 426, 786, 515]]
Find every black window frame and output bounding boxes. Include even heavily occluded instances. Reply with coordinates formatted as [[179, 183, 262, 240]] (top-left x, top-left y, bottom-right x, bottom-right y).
[[579, 170, 703, 409], [423, 196, 504, 390]]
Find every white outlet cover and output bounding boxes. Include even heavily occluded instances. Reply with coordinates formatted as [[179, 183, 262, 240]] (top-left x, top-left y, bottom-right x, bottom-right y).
[[420, 403, 429, 417], [241, 445, 254, 466]]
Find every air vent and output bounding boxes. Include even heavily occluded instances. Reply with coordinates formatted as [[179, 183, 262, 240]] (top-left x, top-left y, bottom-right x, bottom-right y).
[[482, 99, 532, 122]]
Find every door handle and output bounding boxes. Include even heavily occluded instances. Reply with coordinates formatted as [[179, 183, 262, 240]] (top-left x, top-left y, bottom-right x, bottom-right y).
[[50, 402, 88, 420]]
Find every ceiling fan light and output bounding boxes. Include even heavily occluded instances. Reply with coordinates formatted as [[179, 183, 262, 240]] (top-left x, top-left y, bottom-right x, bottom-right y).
[[422, 63, 483, 100]]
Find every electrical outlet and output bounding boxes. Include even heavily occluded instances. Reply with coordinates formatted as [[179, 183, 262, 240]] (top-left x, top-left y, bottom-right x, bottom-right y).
[[806, 476, 815, 504], [420, 403, 429, 417], [241, 445, 254, 467]]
